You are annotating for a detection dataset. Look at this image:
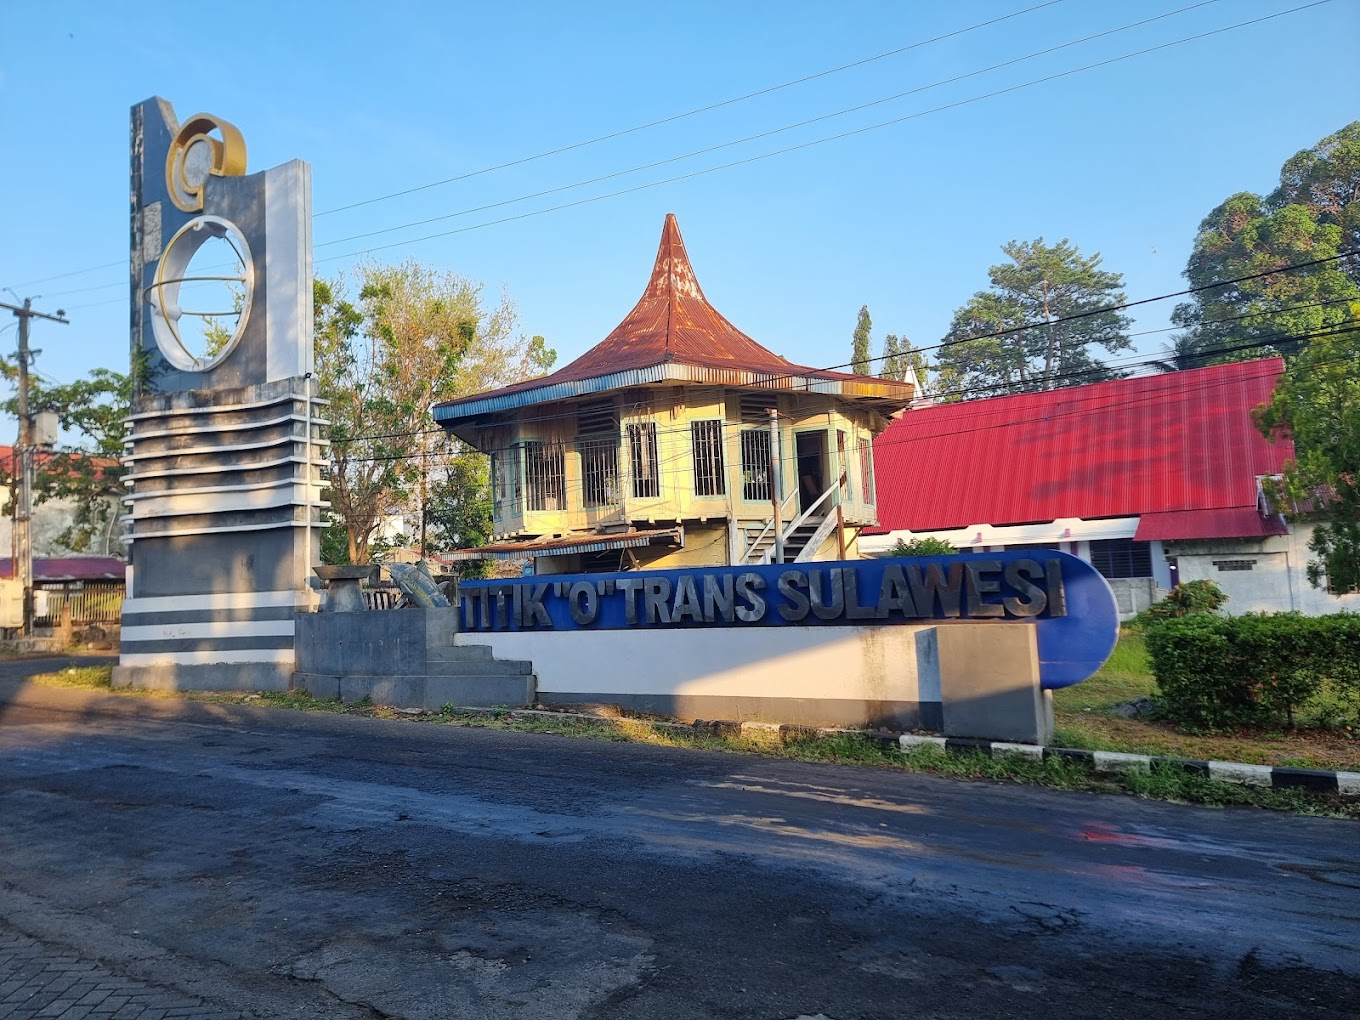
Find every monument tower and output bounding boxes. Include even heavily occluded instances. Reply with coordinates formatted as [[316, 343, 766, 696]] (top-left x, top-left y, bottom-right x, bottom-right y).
[[113, 98, 327, 690]]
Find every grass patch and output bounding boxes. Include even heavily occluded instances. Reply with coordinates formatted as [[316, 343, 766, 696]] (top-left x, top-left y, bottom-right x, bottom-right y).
[[25, 665, 114, 689], [1052, 630, 1360, 771]]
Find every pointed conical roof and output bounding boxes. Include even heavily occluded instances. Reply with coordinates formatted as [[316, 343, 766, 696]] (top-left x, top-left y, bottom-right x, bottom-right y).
[[562, 213, 795, 376], [433, 214, 914, 425]]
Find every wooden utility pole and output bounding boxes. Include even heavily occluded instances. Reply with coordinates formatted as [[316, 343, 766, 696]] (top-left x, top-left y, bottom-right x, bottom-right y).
[[2, 297, 69, 635]]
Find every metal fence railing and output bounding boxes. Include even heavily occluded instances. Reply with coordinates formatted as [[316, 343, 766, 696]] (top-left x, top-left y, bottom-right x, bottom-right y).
[[35, 581, 124, 626]]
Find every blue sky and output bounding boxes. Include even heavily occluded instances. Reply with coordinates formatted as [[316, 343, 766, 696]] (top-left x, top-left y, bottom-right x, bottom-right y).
[[1, 0, 1357, 413]]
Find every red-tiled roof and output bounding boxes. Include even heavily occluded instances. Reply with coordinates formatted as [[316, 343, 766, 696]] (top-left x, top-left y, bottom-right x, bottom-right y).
[[434, 215, 912, 419], [869, 358, 1292, 538]]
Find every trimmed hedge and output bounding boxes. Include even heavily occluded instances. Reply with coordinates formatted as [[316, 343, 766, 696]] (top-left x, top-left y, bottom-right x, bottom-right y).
[[1145, 612, 1360, 730]]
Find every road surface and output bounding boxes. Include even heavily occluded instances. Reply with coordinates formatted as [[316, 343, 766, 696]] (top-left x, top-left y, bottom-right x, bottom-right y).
[[0, 660, 1356, 1019]]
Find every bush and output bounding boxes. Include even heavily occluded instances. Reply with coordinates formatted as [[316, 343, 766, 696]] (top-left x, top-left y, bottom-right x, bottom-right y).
[[1146, 611, 1360, 730], [889, 536, 957, 556], [1135, 579, 1228, 628]]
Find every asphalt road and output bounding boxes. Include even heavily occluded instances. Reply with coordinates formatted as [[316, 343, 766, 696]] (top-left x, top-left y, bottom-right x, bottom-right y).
[[0, 658, 1356, 1019]]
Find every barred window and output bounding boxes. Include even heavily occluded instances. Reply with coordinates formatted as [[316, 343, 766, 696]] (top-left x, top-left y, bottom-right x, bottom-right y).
[[691, 419, 725, 496], [489, 450, 520, 520], [523, 441, 566, 512], [579, 435, 619, 508], [627, 422, 660, 499], [740, 428, 771, 501], [838, 430, 849, 500], [1089, 539, 1153, 579], [857, 437, 874, 504]]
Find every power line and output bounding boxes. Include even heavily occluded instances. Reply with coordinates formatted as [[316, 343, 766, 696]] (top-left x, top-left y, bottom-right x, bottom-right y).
[[35, 1, 1323, 297], [317, 1, 1331, 266], [335, 322, 1357, 466], [21, 3, 1066, 294], [313, 1, 1066, 218], [314, 0, 1222, 251], [328, 258, 1356, 447]]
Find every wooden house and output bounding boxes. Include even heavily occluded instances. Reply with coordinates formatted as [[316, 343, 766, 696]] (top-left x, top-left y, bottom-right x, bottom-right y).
[[432, 215, 914, 573]]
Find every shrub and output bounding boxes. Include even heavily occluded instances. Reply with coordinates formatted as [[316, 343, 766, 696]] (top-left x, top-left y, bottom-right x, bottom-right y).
[[889, 536, 957, 556], [1135, 579, 1228, 628], [1146, 611, 1360, 730]]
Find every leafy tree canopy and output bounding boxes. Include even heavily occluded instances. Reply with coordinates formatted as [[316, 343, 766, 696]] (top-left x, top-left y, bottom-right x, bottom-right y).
[[1169, 122, 1359, 367], [2, 367, 129, 555], [316, 260, 555, 565], [1170, 123, 1360, 592], [933, 238, 1132, 400]]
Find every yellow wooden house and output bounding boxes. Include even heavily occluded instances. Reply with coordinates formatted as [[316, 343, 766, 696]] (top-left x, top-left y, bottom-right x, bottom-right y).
[[433, 215, 915, 573]]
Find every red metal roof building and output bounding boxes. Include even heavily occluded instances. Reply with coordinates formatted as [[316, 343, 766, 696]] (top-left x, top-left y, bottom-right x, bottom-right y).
[[863, 358, 1358, 616], [870, 358, 1290, 540]]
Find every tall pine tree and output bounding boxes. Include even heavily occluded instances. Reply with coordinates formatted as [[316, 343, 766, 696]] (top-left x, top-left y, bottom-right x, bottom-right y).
[[851, 305, 873, 374]]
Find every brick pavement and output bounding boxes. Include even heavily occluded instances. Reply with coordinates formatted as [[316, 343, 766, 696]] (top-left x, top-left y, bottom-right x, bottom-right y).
[[0, 928, 239, 1020]]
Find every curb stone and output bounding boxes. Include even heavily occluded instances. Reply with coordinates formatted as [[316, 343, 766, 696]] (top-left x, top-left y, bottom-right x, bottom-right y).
[[442, 707, 1360, 798], [897, 734, 1360, 797]]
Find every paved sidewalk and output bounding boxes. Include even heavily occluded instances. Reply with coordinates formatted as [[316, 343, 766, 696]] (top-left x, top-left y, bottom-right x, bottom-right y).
[[0, 927, 239, 1020]]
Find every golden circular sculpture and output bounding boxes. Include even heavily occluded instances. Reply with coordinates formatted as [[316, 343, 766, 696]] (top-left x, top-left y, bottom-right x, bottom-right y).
[[164, 113, 247, 213]]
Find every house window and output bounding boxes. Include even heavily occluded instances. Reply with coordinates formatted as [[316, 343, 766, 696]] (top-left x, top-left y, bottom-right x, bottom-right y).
[[1212, 559, 1256, 572], [489, 449, 520, 520], [579, 436, 619, 508], [523, 441, 566, 512], [691, 419, 725, 497], [857, 437, 874, 504], [627, 422, 660, 499], [740, 428, 771, 501], [1089, 539, 1153, 579]]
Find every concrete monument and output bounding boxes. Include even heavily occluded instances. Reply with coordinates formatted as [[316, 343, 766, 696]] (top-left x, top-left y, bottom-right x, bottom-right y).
[[113, 99, 327, 691]]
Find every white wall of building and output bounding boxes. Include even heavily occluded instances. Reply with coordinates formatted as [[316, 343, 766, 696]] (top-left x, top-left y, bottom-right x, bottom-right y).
[[865, 518, 1359, 618]]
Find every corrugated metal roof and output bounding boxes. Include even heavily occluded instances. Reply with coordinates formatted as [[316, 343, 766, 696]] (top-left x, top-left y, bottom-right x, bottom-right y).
[[433, 214, 913, 423], [870, 358, 1292, 537], [1134, 508, 1289, 541], [0, 557, 127, 582], [443, 527, 682, 561]]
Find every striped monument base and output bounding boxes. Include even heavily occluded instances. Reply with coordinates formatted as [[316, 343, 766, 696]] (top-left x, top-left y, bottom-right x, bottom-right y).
[[115, 377, 327, 691]]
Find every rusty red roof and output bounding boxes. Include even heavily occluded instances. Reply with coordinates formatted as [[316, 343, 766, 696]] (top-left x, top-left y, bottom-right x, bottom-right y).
[[433, 214, 912, 423], [869, 358, 1292, 538], [0, 557, 126, 581]]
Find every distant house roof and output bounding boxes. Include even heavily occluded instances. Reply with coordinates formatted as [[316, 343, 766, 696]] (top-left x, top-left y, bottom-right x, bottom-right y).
[[869, 358, 1292, 540], [433, 214, 914, 425], [0, 446, 120, 480], [0, 557, 126, 582]]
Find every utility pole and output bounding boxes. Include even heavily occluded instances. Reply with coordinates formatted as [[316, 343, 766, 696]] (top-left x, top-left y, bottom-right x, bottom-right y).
[[2, 297, 69, 635]]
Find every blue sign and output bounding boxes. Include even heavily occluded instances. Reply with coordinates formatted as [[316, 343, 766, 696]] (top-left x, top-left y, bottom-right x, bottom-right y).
[[459, 551, 1119, 689]]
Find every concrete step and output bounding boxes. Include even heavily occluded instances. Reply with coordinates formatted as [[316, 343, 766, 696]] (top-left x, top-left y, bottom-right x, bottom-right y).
[[430, 657, 533, 677], [427, 644, 494, 660]]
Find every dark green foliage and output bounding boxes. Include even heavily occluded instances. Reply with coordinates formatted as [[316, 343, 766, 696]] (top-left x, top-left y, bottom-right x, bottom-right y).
[[851, 305, 872, 375], [888, 536, 957, 556], [1171, 124, 1360, 591], [1134, 579, 1229, 627], [2, 367, 130, 554], [934, 238, 1132, 399], [1146, 612, 1360, 730]]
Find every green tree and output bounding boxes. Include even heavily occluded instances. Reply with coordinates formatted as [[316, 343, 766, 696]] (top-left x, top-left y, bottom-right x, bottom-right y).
[[880, 333, 928, 392], [934, 238, 1132, 399], [316, 260, 556, 564], [3, 368, 129, 554], [851, 305, 872, 375], [1169, 124, 1360, 591], [889, 535, 957, 556]]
